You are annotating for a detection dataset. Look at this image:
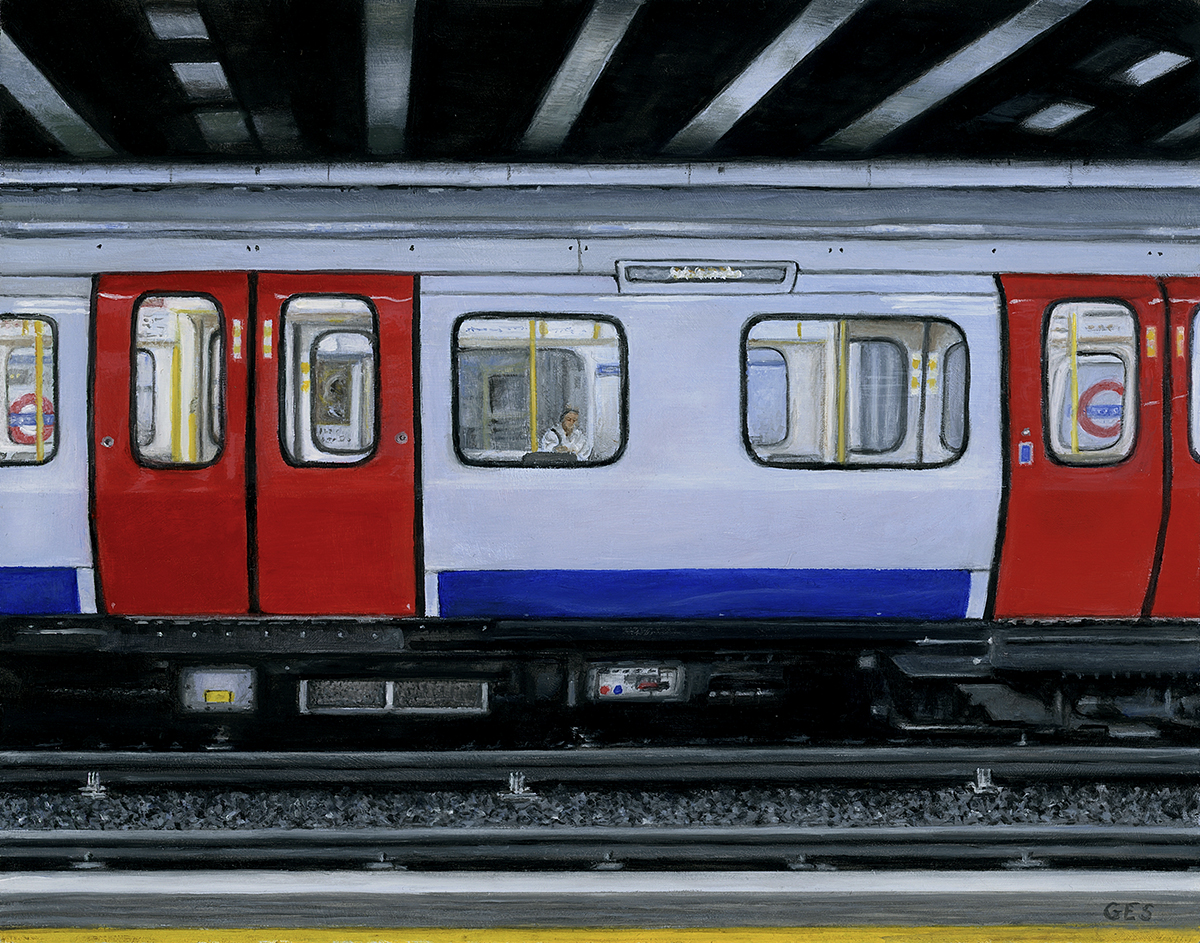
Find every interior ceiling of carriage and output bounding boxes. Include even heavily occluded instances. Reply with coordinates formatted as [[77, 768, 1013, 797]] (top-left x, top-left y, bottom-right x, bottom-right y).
[[1, 0, 1199, 165]]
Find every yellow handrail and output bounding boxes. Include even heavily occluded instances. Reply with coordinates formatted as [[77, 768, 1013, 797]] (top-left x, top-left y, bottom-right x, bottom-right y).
[[1069, 310, 1080, 454], [34, 321, 45, 461], [171, 336, 183, 463], [836, 319, 848, 464], [528, 319, 539, 451]]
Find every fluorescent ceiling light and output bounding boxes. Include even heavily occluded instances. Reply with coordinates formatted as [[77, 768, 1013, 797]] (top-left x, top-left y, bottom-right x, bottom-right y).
[[1021, 100, 1092, 132], [172, 61, 233, 99], [365, 0, 417, 155], [824, 0, 1093, 150], [145, 6, 209, 41], [521, 0, 645, 153], [1118, 51, 1190, 86], [0, 30, 116, 157], [194, 109, 251, 145], [1157, 113, 1200, 147], [251, 109, 302, 150], [663, 0, 868, 155]]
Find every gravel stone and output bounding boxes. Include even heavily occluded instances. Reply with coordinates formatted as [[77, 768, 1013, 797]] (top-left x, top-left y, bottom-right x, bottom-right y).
[[0, 783, 1197, 830]]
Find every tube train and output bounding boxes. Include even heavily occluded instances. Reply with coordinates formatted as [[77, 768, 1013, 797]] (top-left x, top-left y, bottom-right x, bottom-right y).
[[2, 162, 1199, 743]]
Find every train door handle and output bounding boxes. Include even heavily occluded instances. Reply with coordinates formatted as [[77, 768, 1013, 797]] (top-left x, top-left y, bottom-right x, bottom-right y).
[[101, 436, 115, 448]]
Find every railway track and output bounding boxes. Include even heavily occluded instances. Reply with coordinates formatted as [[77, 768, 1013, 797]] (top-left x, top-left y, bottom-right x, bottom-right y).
[[0, 744, 1196, 874], [1, 823, 1197, 872], [3, 744, 1198, 786]]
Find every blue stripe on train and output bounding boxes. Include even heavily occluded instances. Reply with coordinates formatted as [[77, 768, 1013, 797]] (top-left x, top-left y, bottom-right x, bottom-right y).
[[0, 568, 80, 615], [438, 568, 970, 620]]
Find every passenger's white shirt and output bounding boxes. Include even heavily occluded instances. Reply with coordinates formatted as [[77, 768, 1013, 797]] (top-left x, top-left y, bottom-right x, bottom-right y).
[[540, 423, 589, 459]]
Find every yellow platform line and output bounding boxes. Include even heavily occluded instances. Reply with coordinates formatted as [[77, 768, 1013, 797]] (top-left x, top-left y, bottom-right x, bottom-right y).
[[2, 928, 1195, 943]]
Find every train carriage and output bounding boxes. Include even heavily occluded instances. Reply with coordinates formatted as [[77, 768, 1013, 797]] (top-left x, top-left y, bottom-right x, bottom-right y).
[[2, 162, 1199, 742]]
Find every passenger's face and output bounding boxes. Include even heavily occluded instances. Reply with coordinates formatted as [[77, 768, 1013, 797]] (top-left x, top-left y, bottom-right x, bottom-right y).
[[562, 412, 578, 434]]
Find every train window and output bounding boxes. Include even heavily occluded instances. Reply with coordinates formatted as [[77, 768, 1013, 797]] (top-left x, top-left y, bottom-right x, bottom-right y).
[[280, 296, 378, 465], [942, 342, 968, 452], [743, 317, 968, 467], [1045, 302, 1136, 465], [132, 296, 224, 467], [850, 339, 906, 453], [1, 316, 58, 465], [454, 315, 626, 466], [746, 348, 788, 447], [135, 349, 156, 447]]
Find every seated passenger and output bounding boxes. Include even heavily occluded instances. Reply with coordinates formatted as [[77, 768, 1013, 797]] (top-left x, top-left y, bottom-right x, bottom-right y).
[[540, 408, 589, 459]]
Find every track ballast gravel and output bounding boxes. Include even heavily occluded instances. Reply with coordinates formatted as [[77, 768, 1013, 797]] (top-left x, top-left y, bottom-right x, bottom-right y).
[[1, 783, 1197, 830]]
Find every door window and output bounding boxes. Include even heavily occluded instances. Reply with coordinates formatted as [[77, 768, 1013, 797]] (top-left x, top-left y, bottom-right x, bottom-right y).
[[280, 296, 379, 465], [1044, 302, 1137, 465], [1, 316, 57, 465], [132, 296, 223, 466]]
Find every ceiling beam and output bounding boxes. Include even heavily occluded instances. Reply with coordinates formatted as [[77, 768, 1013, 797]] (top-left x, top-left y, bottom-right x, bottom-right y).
[[0, 31, 116, 158], [364, 0, 418, 156], [823, 0, 1093, 151], [521, 0, 645, 154], [663, 0, 869, 156]]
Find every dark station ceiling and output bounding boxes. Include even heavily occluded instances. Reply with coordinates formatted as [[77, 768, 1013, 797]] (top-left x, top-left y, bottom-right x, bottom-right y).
[[2, 0, 1200, 163]]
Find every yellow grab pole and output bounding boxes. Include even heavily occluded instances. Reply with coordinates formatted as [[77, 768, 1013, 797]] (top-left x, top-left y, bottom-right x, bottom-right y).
[[528, 319, 539, 451], [171, 340, 183, 463], [34, 321, 45, 461], [836, 319, 848, 464], [1069, 310, 1080, 454]]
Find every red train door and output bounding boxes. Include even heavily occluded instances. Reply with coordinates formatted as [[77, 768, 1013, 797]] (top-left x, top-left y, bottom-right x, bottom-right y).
[[994, 274, 1166, 619], [1151, 277, 1200, 617], [93, 273, 251, 615], [254, 273, 417, 615]]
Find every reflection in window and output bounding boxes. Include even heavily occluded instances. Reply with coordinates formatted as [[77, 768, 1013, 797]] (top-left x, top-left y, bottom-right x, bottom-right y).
[[312, 331, 375, 453], [942, 342, 967, 452], [455, 317, 624, 466], [743, 317, 967, 467], [850, 340, 905, 453], [135, 349, 155, 447], [746, 347, 787, 446], [132, 297, 223, 466], [1, 317, 57, 465], [1045, 302, 1136, 465], [281, 297, 378, 465]]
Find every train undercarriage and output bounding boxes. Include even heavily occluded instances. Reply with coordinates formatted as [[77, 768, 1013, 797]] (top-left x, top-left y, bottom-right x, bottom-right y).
[[2, 618, 1198, 748]]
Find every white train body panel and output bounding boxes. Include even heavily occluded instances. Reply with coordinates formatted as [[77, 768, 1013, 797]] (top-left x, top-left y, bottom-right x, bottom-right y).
[[420, 271, 1002, 620], [0, 278, 94, 613]]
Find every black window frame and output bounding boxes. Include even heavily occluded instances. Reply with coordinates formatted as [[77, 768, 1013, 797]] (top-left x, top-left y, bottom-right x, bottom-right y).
[[277, 293, 382, 469], [1040, 297, 1140, 469], [129, 292, 227, 470], [740, 314, 970, 470], [451, 312, 629, 469], [0, 314, 60, 466]]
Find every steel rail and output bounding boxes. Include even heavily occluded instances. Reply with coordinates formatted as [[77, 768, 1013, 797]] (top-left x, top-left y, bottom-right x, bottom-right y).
[[1, 745, 1197, 787], [0, 825, 1196, 871]]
